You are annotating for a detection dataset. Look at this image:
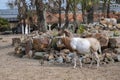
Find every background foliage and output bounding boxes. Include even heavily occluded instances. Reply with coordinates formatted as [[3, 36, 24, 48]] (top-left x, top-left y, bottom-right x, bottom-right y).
[[0, 18, 10, 32]]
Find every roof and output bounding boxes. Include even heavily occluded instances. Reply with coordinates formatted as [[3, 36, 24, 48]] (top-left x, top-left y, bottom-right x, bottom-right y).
[[0, 9, 19, 22]]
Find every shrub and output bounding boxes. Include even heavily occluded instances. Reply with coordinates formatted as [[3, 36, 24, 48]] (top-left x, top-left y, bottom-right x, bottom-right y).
[[77, 24, 85, 34], [0, 18, 10, 32]]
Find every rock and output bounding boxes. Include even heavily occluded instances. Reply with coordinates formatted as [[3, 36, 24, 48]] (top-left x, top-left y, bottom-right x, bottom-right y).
[[107, 31, 114, 37], [114, 48, 120, 54], [117, 54, 120, 62], [81, 54, 92, 64], [33, 52, 46, 59], [93, 33, 109, 48], [14, 46, 25, 58], [103, 48, 114, 53], [109, 37, 120, 48], [12, 38, 21, 47], [56, 56, 63, 63], [61, 49, 70, 54], [33, 37, 50, 51], [102, 48, 116, 63], [65, 52, 74, 63], [84, 33, 109, 48], [82, 57, 91, 64], [48, 53, 54, 60], [49, 59, 55, 63], [44, 54, 49, 60], [25, 40, 32, 58], [103, 52, 116, 63], [113, 30, 120, 37]]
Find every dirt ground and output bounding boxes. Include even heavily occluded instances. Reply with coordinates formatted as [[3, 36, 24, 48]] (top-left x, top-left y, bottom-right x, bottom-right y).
[[0, 34, 120, 80]]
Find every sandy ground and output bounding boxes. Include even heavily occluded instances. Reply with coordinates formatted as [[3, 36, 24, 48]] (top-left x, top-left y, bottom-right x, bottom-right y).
[[0, 34, 120, 80]]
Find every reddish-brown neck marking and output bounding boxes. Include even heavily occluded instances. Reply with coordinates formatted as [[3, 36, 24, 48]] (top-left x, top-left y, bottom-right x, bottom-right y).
[[61, 37, 74, 52]]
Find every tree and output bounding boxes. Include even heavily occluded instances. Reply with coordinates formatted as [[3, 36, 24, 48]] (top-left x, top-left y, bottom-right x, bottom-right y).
[[68, 0, 80, 32], [80, 0, 99, 24], [116, 0, 120, 4], [58, 0, 62, 30], [73, 0, 78, 31], [7, 0, 47, 32], [15, 0, 28, 34], [34, 0, 46, 32], [64, 0, 70, 29], [0, 18, 10, 32], [102, 0, 111, 18], [102, 0, 108, 17], [7, 0, 16, 9], [107, 0, 111, 18]]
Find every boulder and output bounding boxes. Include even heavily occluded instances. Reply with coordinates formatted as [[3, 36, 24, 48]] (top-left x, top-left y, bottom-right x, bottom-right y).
[[25, 40, 33, 58], [14, 46, 25, 57], [48, 53, 55, 60], [114, 48, 120, 54], [84, 33, 109, 48], [117, 54, 120, 62], [33, 37, 50, 51], [33, 52, 46, 59], [56, 56, 64, 63], [82, 57, 91, 64], [103, 48, 116, 63], [12, 38, 21, 47], [109, 37, 120, 48], [61, 49, 70, 54], [94, 33, 109, 48]]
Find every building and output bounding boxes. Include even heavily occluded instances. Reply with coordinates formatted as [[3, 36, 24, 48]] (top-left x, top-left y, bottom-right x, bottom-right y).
[[100, 0, 120, 12], [110, 3, 120, 12], [0, 9, 19, 28], [0, 9, 22, 34]]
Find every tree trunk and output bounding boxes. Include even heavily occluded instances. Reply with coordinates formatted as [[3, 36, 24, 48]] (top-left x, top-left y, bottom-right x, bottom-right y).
[[107, 0, 110, 18], [73, 0, 78, 33], [116, 0, 120, 4], [102, 0, 107, 17], [81, 3, 87, 24], [35, 0, 46, 32], [17, 0, 27, 34], [87, 6, 94, 23], [23, 0, 28, 34], [58, 0, 62, 30], [63, 0, 69, 29]]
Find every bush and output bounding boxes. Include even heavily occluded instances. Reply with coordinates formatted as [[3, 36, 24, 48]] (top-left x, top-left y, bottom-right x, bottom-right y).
[[0, 18, 10, 32], [77, 24, 85, 34]]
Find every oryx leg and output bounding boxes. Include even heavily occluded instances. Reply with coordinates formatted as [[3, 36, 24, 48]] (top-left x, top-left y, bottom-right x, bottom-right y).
[[94, 52, 100, 68], [73, 52, 77, 68], [79, 57, 83, 68], [89, 53, 94, 68]]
